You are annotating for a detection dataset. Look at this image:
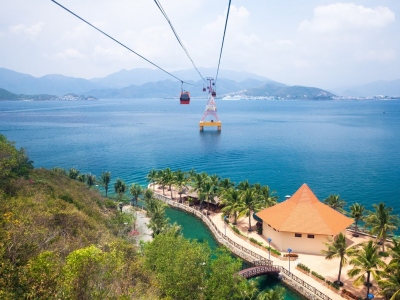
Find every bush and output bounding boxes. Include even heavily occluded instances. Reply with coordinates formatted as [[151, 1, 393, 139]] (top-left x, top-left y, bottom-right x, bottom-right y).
[[296, 263, 310, 273], [311, 271, 325, 281], [105, 199, 117, 209], [231, 225, 242, 236], [265, 246, 281, 256], [249, 237, 263, 246]]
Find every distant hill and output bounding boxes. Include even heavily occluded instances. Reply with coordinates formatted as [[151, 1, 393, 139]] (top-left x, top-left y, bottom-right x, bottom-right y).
[[0, 67, 335, 99], [340, 79, 400, 97], [225, 83, 336, 100], [0, 88, 95, 101], [0, 88, 19, 100], [0, 68, 103, 95]]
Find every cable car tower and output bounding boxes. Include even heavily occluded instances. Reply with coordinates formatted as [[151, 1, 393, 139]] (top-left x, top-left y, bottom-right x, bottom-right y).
[[199, 78, 221, 132]]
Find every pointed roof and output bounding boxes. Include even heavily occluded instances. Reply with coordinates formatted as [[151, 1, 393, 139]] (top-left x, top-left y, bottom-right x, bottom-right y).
[[256, 184, 353, 236]]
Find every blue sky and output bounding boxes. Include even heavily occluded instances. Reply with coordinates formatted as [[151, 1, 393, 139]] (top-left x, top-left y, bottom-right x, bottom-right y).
[[1, 0, 399, 90]]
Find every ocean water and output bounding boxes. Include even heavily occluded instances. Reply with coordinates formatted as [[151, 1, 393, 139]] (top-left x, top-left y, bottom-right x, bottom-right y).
[[1, 98, 399, 217]]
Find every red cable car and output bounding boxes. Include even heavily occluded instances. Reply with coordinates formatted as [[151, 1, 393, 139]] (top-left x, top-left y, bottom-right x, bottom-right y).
[[180, 91, 190, 104]]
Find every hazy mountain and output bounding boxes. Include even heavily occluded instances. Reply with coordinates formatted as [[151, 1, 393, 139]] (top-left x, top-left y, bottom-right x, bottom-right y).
[[226, 83, 336, 100], [0, 67, 335, 99], [89, 67, 272, 88], [340, 79, 400, 97], [90, 68, 170, 88], [0, 68, 103, 95]]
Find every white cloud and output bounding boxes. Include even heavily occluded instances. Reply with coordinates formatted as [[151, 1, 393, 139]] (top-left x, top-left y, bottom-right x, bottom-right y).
[[298, 3, 395, 34], [9, 22, 44, 39], [355, 49, 397, 62], [55, 48, 86, 59]]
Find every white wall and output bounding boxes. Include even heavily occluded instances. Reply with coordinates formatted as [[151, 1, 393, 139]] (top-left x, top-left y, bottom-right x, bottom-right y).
[[262, 223, 332, 255]]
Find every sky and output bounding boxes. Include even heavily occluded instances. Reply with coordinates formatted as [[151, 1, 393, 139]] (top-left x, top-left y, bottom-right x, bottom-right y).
[[1, 0, 399, 90]]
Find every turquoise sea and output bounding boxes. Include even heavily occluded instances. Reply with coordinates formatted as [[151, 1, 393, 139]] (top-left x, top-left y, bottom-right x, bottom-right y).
[[1, 98, 399, 216]]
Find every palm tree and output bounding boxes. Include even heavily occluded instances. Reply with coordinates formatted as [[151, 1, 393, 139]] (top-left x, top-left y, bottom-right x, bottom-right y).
[[379, 268, 400, 300], [114, 178, 127, 201], [387, 238, 400, 272], [129, 183, 144, 206], [146, 169, 158, 190], [237, 179, 251, 191], [257, 286, 286, 300], [365, 202, 399, 252], [157, 169, 166, 195], [68, 167, 79, 179], [147, 201, 169, 236], [200, 179, 219, 211], [219, 177, 235, 190], [163, 168, 175, 199], [349, 203, 365, 237], [321, 232, 349, 286], [174, 169, 188, 203], [221, 188, 242, 225], [187, 168, 197, 181], [238, 188, 262, 231], [77, 174, 86, 183], [347, 240, 386, 299], [100, 171, 111, 197], [86, 173, 96, 188], [259, 185, 278, 208], [379, 238, 400, 300], [324, 194, 346, 213]]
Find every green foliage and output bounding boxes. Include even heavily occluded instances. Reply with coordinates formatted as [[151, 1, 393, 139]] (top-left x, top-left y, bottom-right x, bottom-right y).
[[297, 263, 310, 272], [256, 286, 286, 300], [144, 229, 248, 300], [0, 134, 33, 193], [231, 225, 242, 235], [249, 237, 263, 246], [311, 271, 325, 281]]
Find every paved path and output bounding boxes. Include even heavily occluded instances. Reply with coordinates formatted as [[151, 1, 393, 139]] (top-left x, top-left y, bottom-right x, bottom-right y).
[[122, 205, 153, 244]]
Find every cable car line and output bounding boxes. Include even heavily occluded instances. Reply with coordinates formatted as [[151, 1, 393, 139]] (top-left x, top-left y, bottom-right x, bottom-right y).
[[51, 0, 197, 86], [153, 0, 207, 84], [215, 0, 232, 84]]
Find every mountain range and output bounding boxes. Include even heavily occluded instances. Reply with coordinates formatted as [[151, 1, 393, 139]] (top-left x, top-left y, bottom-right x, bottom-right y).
[[0, 67, 398, 99]]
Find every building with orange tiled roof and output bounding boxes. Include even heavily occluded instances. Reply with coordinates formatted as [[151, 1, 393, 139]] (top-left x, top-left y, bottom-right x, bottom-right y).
[[256, 183, 354, 255]]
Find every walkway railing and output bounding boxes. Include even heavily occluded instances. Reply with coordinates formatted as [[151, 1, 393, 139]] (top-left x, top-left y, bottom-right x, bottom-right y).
[[153, 192, 332, 300]]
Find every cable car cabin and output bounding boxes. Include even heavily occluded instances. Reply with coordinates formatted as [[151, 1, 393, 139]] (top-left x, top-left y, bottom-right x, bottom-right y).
[[180, 91, 190, 104], [211, 91, 216, 97]]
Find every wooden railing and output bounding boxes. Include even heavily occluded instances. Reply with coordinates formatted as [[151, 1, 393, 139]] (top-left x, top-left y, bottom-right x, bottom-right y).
[[153, 192, 332, 300]]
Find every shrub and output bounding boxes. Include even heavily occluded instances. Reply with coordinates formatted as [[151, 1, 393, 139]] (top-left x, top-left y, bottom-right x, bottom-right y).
[[296, 263, 310, 273], [105, 199, 117, 209], [231, 225, 242, 235], [249, 237, 263, 246], [265, 246, 281, 256], [311, 271, 325, 281]]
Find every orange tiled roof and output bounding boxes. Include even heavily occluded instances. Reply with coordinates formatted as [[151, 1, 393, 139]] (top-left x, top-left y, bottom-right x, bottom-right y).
[[256, 184, 353, 236]]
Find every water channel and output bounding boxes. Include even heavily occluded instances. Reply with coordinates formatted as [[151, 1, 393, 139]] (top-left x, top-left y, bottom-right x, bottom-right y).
[[165, 207, 304, 300]]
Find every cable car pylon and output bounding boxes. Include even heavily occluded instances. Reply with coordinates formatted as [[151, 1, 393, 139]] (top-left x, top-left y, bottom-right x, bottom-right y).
[[199, 78, 221, 132]]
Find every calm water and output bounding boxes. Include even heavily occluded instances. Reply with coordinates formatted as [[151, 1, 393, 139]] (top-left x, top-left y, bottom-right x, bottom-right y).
[[1, 98, 399, 217]]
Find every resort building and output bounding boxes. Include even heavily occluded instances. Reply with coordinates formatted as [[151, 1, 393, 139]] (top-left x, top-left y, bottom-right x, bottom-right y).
[[256, 184, 354, 255]]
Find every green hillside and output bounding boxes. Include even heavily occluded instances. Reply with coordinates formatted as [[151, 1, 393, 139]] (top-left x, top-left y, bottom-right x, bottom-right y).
[[0, 135, 255, 300]]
